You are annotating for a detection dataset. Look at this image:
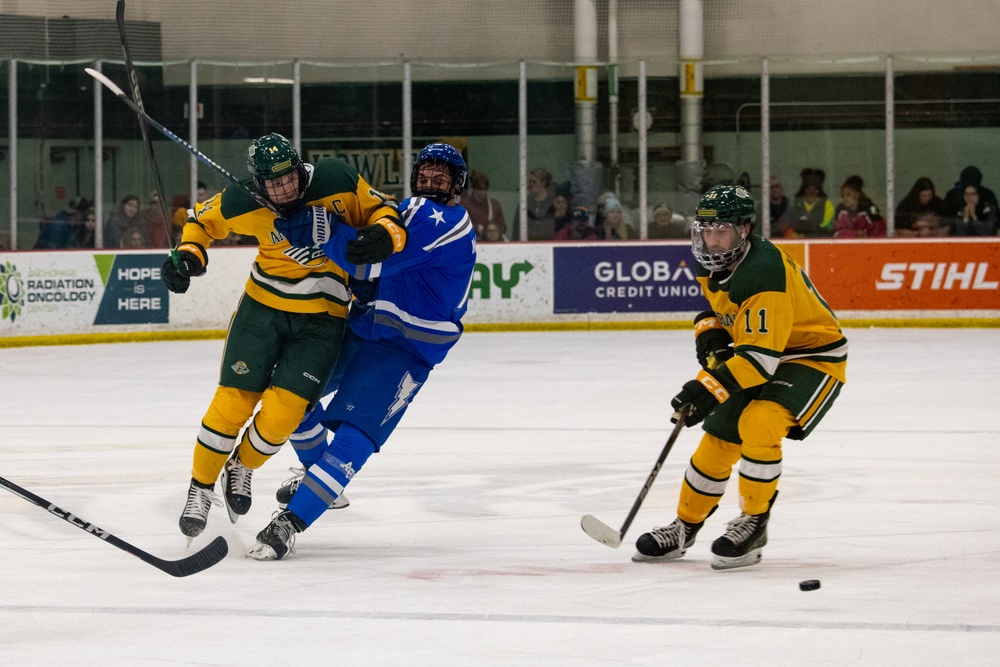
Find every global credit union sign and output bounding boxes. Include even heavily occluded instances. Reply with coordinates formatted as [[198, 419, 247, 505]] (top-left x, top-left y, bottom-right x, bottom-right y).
[[553, 244, 706, 313]]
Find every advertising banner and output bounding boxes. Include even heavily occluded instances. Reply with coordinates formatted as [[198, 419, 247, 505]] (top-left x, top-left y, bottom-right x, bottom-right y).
[[807, 240, 1000, 311], [552, 243, 707, 314], [465, 244, 554, 323]]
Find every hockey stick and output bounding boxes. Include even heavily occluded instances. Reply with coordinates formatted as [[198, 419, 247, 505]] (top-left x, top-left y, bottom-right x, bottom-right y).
[[581, 405, 692, 548], [0, 475, 228, 578], [85, 68, 280, 215], [115, 0, 177, 258]]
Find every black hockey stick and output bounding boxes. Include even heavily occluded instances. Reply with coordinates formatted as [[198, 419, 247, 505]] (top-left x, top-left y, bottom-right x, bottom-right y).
[[115, 0, 177, 257], [0, 475, 228, 577], [84, 68, 280, 215], [581, 405, 692, 548]]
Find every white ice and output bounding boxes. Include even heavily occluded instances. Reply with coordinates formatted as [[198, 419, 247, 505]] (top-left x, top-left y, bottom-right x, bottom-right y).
[[0, 328, 997, 666]]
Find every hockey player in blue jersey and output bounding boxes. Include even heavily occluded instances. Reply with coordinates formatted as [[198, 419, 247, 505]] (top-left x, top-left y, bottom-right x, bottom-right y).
[[248, 143, 476, 560]]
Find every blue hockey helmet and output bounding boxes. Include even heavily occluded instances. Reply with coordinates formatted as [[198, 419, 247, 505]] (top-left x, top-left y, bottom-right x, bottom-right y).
[[410, 143, 467, 203]]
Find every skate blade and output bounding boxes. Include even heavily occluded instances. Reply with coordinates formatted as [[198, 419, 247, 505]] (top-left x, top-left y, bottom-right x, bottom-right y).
[[710, 549, 763, 570], [631, 547, 688, 563]]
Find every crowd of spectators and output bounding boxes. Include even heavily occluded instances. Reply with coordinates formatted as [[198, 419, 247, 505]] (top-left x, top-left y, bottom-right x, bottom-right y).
[[25, 163, 998, 250]]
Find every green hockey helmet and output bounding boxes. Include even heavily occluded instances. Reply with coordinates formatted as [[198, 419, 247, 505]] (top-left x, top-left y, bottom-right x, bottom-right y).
[[247, 133, 308, 213], [691, 184, 756, 271]]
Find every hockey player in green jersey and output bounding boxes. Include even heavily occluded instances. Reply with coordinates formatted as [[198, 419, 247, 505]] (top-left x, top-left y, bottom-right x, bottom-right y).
[[633, 184, 847, 570], [168, 133, 400, 542]]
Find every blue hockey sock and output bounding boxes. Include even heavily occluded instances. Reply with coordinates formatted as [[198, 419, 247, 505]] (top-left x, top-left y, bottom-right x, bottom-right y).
[[287, 404, 329, 468], [287, 423, 375, 527]]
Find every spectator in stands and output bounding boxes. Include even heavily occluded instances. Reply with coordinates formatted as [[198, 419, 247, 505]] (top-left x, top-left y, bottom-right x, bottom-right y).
[[649, 203, 688, 239], [598, 196, 634, 240], [942, 166, 998, 218], [894, 177, 945, 235], [833, 175, 886, 238], [121, 226, 148, 249], [72, 206, 97, 248], [172, 181, 209, 243], [552, 191, 572, 238], [554, 205, 599, 241], [767, 175, 793, 236], [515, 167, 555, 240], [104, 194, 142, 249], [463, 169, 507, 241], [896, 210, 947, 238], [945, 184, 999, 236], [35, 197, 90, 249], [142, 192, 170, 248], [784, 168, 834, 237], [481, 219, 506, 243]]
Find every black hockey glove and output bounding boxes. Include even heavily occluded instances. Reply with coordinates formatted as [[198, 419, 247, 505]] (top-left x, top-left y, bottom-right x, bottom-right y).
[[670, 370, 731, 427], [693, 310, 734, 370], [161, 249, 207, 294], [345, 218, 407, 265]]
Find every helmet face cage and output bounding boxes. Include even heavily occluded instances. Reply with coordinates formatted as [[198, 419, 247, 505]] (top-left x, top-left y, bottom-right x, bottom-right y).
[[248, 133, 308, 214], [691, 220, 750, 271], [691, 184, 756, 271], [410, 143, 467, 203]]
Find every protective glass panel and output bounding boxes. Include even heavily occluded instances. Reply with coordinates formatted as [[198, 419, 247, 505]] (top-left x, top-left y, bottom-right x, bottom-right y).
[[767, 57, 887, 240], [300, 62, 403, 202], [891, 56, 1000, 238], [410, 62, 519, 243]]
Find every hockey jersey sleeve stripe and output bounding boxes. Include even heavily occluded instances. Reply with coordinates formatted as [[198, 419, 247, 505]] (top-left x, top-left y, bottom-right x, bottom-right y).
[[372, 298, 461, 334], [422, 213, 475, 251], [780, 338, 849, 363], [249, 264, 351, 304], [373, 313, 463, 345]]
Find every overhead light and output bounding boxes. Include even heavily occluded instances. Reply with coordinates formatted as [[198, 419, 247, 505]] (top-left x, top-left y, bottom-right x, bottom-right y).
[[242, 77, 294, 85]]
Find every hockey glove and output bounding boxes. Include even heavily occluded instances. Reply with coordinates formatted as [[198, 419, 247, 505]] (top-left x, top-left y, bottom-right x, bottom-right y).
[[161, 248, 207, 294], [670, 369, 731, 427], [345, 218, 407, 265], [694, 310, 734, 370], [275, 206, 333, 249]]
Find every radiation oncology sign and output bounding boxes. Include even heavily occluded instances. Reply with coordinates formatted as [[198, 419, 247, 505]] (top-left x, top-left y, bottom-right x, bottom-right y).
[[0, 252, 169, 335]]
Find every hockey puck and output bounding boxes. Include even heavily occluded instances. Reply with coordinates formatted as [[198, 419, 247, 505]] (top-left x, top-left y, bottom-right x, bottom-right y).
[[798, 579, 821, 591]]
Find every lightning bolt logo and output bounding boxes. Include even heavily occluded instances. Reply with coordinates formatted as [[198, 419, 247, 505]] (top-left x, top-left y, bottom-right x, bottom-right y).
[[383, 371, 421, 425]]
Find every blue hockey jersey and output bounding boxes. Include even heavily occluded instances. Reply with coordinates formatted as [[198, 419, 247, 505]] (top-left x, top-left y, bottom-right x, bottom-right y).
[[319, 196, 477, 366]]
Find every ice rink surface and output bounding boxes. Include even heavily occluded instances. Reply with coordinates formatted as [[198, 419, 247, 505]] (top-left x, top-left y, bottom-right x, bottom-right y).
[[1, 328, 997, 666]]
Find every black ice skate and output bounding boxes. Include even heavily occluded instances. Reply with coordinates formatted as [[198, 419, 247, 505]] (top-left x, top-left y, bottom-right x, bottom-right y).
[[632, 517, 705, 563], [179, 478, 221, 541], [246, 510, 306, 561], [276, 466, 350, 510], [221, 450, 254, 523], [711, 492, 778, 570]]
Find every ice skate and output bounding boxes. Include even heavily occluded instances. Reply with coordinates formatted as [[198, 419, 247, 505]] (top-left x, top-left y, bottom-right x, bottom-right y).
[[711, 492, 778, 570], [276, 466, 350, 510], [179, 478, 221, 541], [247, 510, 305, 561], [221, 449, 254, 523], [633, 517, 705, 562]]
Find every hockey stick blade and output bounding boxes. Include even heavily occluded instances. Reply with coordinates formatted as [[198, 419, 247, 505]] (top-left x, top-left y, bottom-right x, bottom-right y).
[[580, 407, 690, 549], [580, 514, 623, 548], [85, 67, 280, 215], [0, 475, 228, 577]]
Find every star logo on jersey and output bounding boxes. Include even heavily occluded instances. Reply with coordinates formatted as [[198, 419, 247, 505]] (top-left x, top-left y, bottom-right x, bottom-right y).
[[430, 209, 446, 226], [382, 371, 421, 425]]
